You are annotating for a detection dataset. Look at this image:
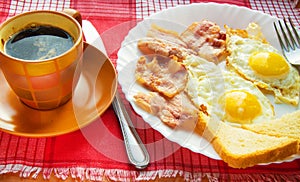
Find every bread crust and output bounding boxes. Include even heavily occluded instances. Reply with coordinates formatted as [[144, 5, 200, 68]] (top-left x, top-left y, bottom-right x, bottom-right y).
[[243, 110, 300, 150], [197, 112, 299, 168], [213, 137, 298, 168]]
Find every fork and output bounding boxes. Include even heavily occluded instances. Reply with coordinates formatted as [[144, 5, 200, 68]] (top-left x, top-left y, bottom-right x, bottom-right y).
[[273, 17, 300, 65]]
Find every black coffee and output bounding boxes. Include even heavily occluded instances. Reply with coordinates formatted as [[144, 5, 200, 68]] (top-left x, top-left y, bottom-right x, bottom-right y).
[[5, 26, 74, 60]]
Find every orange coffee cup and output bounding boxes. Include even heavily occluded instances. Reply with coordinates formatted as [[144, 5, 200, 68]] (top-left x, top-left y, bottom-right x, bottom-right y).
[[0, 9, 83, 110]]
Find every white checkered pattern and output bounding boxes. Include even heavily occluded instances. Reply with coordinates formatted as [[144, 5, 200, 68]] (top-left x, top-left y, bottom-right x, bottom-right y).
[[135, 0, 190, 18], [8, 0, 70, 16], [250, 0, 299, 28]]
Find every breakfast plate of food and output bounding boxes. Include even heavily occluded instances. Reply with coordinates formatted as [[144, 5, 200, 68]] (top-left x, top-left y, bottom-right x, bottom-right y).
[[117, 3, 300, 168]]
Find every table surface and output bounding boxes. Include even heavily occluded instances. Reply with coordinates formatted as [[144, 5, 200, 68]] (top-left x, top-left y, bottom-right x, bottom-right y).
[[0, 0, 300, 181]]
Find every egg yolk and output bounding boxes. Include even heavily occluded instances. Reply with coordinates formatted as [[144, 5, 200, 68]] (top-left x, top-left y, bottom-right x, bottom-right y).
[[248, 52, 289, 77], [224, 90, 261, 124]]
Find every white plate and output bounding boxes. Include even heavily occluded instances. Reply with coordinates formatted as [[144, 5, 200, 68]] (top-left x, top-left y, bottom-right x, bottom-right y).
[[116, 3, 300, 162]]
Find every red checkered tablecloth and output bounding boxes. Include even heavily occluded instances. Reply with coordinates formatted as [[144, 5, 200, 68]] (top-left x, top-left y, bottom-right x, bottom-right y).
[[0, 0, 300, 181]]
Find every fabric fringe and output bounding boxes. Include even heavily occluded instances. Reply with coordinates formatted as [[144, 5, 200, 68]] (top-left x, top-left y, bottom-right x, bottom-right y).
[[1, 164, 300, 181]]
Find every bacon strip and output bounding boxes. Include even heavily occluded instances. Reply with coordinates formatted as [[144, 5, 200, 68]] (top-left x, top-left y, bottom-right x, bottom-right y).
[[180, 20, 227, 63], [137, 24, 197, 61], [135, 56, 188, 98], [134, 91, 198, 128]]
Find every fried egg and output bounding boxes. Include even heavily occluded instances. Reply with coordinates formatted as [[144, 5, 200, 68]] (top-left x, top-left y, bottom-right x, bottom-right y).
[[226, 23, 300, 106], [184, 55, 274, 125]]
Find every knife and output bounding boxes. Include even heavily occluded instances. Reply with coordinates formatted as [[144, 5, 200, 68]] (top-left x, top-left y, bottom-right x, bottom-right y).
[[82, 20, 150, 169]]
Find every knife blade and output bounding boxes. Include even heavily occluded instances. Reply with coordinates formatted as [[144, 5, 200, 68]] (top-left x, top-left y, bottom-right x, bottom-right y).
[[82, 20, 150, 169]]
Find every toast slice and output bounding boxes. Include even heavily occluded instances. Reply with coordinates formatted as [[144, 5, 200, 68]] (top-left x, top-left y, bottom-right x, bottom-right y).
[[212, 121, 298, 168], [196, 113, 299, 168], [242, 110, 300, 149]]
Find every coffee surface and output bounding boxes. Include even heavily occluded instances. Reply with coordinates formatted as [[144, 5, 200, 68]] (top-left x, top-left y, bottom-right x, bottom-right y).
[[5, 26, 74, 60]]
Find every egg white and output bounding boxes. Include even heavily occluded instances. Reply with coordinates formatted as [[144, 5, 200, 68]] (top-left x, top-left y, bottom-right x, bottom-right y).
[[184, 55, 275, 125], [226, 34, 300, 106]]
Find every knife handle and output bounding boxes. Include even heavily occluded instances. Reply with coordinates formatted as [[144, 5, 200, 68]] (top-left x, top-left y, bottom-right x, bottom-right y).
[[112, 91, 150, 169]]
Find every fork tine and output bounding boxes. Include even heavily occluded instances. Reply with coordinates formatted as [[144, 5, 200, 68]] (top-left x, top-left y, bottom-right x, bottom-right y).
[[274, 21, 288, 52], [274, 18, 300, 66], [283, 18, 300, 50], [288, 17, 300, 47], [278, 20, 292, 51], [283, 18, 296, 50]]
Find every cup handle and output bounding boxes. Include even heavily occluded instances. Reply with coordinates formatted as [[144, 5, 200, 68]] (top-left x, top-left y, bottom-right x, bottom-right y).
[[63, 9, 82, 26]]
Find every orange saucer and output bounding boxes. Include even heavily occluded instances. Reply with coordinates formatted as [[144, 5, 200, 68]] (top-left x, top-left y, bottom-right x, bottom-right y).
[[0, 43, 117, 137]]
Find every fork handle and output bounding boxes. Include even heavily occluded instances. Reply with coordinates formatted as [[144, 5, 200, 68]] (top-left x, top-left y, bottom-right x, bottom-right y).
[[112, 92, 150, 169]]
